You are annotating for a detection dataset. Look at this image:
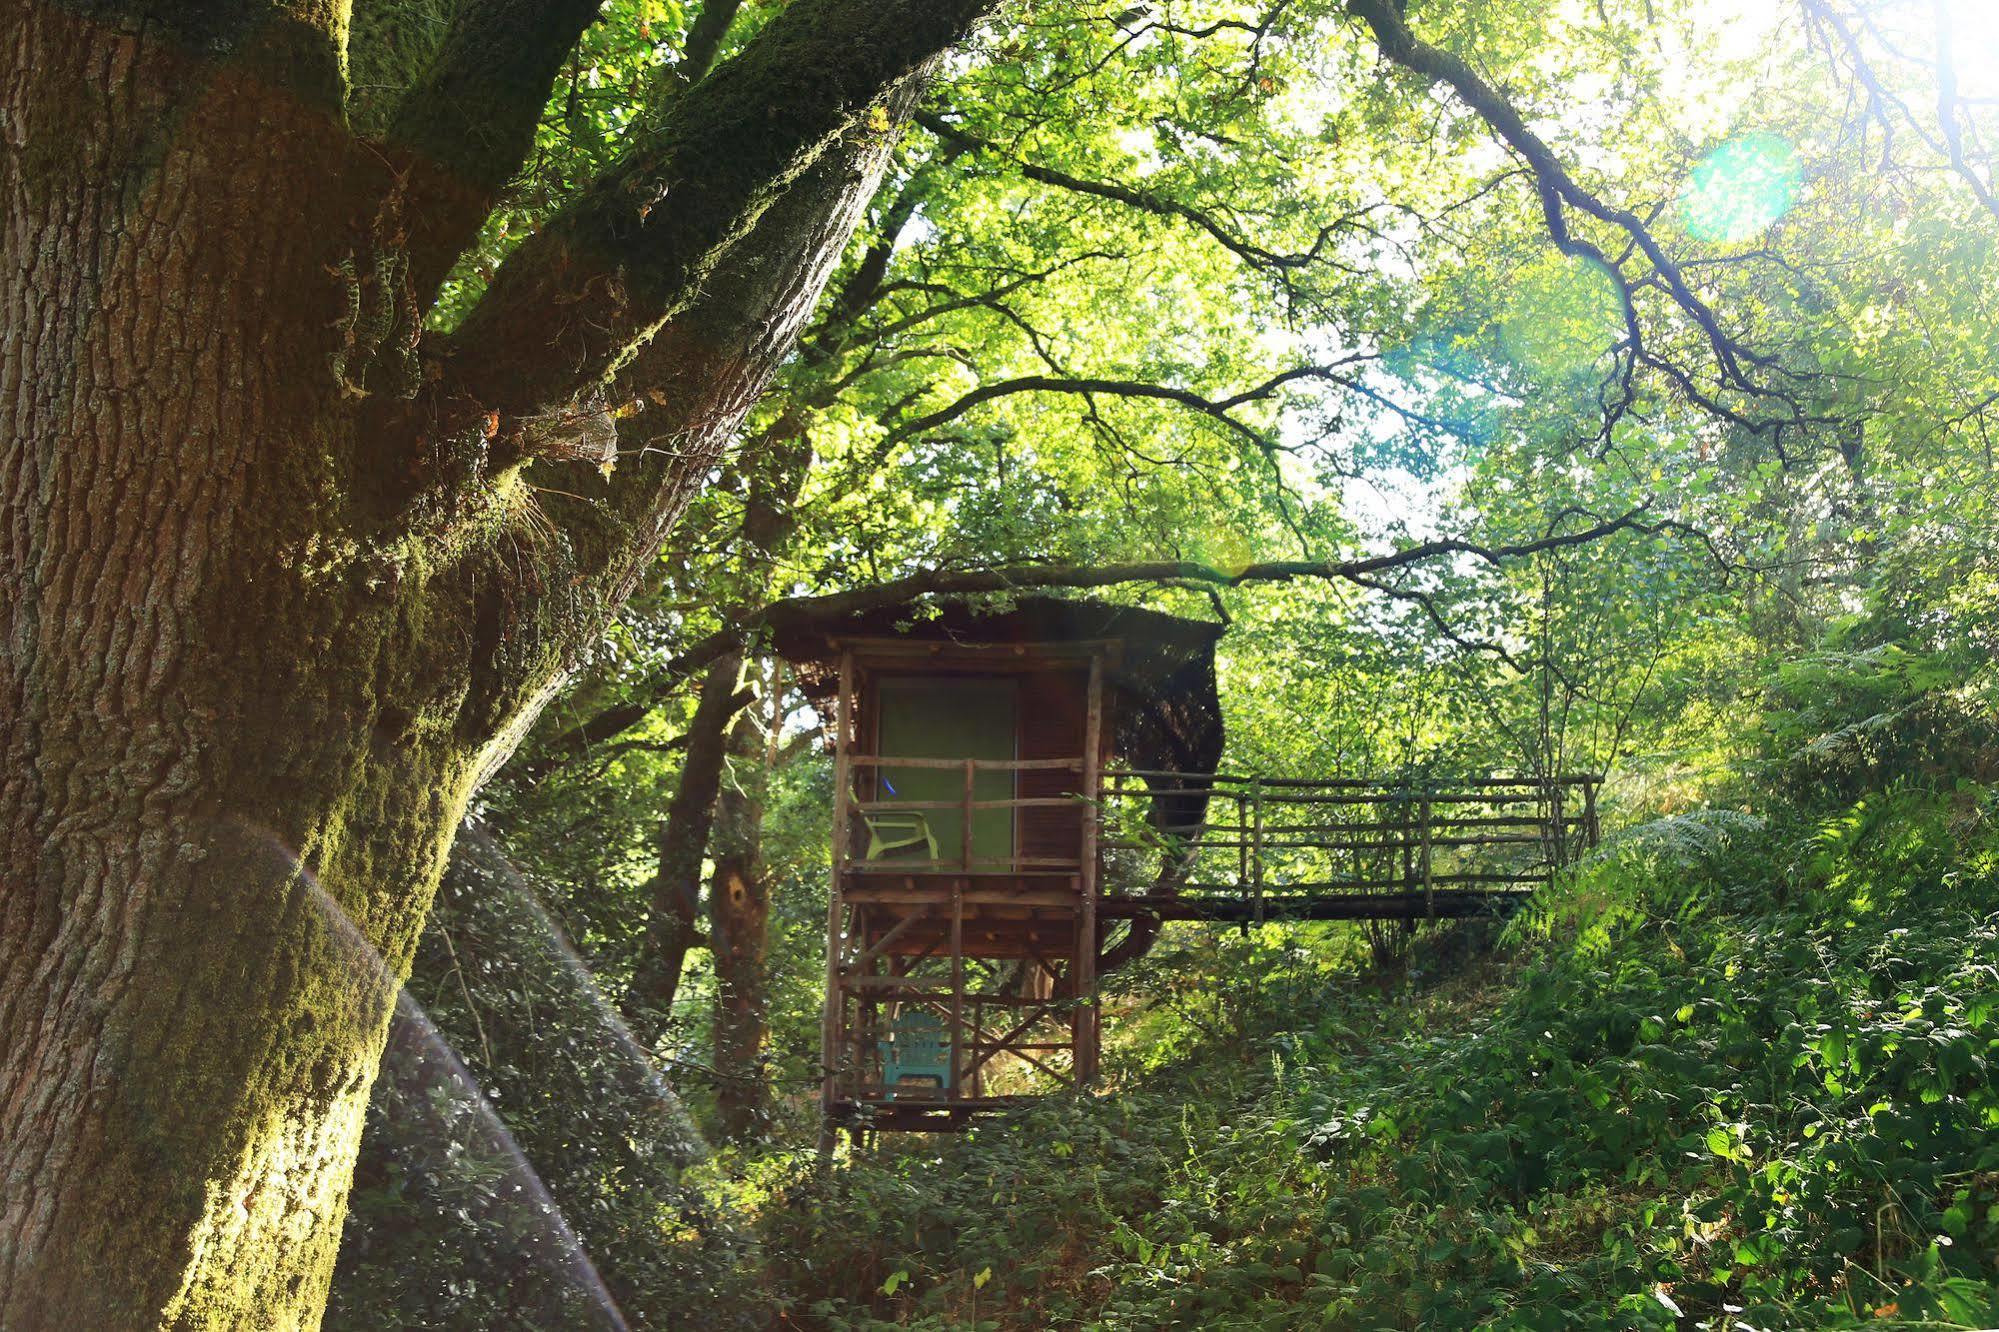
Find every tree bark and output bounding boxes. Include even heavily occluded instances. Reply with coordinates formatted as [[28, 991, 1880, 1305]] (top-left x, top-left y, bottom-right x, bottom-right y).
[[708, 670, 775, 1142], [628, 652, 748, 1038], [0, 0, 987, 1321], [0, 11, 418, 1324]]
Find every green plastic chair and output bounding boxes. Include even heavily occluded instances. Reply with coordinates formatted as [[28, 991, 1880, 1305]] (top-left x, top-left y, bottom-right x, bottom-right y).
[[863, 776, 938, 861], [863, 812, 938, 861], [883, 1010, 951, 1098]]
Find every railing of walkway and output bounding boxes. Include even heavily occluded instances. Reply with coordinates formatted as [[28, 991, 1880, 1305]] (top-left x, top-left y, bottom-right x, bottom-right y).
[[1098, 771, 1600, 918]]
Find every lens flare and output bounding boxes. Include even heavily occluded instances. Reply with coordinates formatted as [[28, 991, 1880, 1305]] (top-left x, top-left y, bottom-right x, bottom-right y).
[[454, 822, 702, 1133], [372, 989, 634, 1331], [1682, 133, 1802, 243], [244, 825, 635, 1330]]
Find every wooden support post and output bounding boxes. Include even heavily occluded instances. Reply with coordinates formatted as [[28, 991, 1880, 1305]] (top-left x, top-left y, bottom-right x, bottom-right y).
[[1236, 791, 1249, 888], [970, 997, 985, 1098], [1583, 778, 1600, 851], [820, 649, 855, 1139], [1251, 778, 1266, 927], [1348, 794, 1361, 893], [961, 758, 976, 872], [1420, 796, 1435, 920], [949, 881, 964, 1101], [1550, 782, 1567, 869], [1400, 787, 1414, 893], [1075, 652, 1105, 1086]]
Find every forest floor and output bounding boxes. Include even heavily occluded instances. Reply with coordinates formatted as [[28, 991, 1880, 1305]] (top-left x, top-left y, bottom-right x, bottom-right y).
[[747, 780, 1999, 1331]]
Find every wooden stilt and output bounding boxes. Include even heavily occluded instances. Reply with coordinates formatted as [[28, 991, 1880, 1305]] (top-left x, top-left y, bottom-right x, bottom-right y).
[[1075, 652, 1104, 1086], [1420, 796, 1435, 921], [819, 649, 855, 1145], [949, 881, 964, 1101]]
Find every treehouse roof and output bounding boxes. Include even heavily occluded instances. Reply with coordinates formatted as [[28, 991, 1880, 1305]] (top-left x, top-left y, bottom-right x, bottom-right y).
[[767, 595, 1226, 779]]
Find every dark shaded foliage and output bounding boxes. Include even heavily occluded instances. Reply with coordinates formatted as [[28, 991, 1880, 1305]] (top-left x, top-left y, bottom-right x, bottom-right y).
[[330, 824, 763, 1331]]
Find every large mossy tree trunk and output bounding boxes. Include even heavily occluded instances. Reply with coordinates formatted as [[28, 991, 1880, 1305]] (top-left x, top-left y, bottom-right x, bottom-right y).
[[0, 0, 990, 1324]]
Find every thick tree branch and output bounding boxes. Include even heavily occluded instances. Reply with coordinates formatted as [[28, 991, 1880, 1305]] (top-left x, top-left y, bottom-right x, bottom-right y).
[[522, 75, 933, 615], [914, 110, 1362, 279], [520, 406, 817, 783], [528, 506, 1676, 766], [431, 0, 996, 446], [1347, 0, 1783, 410], [489, 119, 943, 784], [812, 149, 964, 351], [383, 0, 607, 302], [405, 27, 977, 791], [677, 0, 744, 86], [1927, 0, 1999, 220], [863, 358, 1471, 472], [1801, 0, 1999, 223]]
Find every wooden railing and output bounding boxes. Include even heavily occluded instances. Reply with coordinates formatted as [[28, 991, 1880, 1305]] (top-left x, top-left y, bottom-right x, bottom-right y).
[[836, 758, 1601, 911], [839, 754, 1088, 873], [1098, 770, 1600, 918]]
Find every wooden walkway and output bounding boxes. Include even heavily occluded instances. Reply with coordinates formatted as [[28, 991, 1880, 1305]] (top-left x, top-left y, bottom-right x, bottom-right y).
[[1097, 771, 1600, 923]]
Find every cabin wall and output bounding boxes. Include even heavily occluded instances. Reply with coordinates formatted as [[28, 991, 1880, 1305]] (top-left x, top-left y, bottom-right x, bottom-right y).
[[1017, 668, 1088, 864], [844, 651, 1109, 872], [873, 675, 1018, 861]]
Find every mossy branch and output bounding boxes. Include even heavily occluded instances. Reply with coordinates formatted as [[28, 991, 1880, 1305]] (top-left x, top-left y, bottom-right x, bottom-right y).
[[381, 0, 608, 302], [424, 0, 996, 442]]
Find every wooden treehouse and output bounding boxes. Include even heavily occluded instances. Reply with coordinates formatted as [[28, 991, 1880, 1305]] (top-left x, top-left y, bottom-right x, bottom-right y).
[[773, 598, 1600, 1133]]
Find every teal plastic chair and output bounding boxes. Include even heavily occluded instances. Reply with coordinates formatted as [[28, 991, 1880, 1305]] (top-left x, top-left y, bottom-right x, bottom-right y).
[[882, 1010, 951, 1098]]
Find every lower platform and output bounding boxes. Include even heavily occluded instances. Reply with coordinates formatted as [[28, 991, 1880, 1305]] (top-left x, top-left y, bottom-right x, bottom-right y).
[[827, 1095, 1045, 1133], [842, 870, 1089, 960]]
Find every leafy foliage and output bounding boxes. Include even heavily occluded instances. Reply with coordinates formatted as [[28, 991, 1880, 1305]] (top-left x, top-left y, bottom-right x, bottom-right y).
[[759, 771, 1999, 1330]]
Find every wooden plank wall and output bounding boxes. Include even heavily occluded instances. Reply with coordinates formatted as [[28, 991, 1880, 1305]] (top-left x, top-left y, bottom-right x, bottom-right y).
[[1016, 668, 1088, 862]]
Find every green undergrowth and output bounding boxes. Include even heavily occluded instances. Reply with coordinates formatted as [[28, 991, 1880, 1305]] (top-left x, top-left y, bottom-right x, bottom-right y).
[[752, 779, 1999, 1330]]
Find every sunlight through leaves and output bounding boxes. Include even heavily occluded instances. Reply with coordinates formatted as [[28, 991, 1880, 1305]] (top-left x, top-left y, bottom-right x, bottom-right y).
[[1682, 133, 1802, 243]]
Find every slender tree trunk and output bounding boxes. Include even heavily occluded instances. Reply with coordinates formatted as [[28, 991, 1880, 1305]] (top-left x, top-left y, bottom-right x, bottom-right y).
[[709, 666, 775, 1141], [629, 652, 748, 1037], [0, 0, 976, 1316], [626, 405, 813, 1041]]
